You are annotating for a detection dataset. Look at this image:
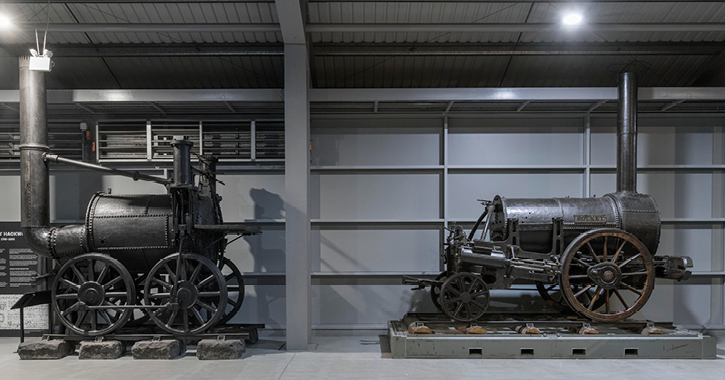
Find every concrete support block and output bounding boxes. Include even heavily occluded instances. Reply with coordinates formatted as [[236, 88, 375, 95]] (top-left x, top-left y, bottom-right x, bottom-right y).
[[17, 340, 75, 360], [196, 339, 246, 360], [78, 340, 125, 360], [131, 340, 185, 360]]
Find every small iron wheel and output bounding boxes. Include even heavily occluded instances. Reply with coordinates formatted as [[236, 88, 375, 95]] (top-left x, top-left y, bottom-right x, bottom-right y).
[[430, 272, 447, 312], [215, 257, 245, 326], [440, 272, 490, 322], [144, 253, 227, 335], [51, 253, 135, 336], [560, 228, 655, 322]]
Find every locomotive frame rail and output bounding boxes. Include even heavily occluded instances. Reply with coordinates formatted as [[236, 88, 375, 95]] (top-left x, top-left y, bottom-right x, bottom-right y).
[[388, 313, 716, 359], [41, 323, 265, 344]]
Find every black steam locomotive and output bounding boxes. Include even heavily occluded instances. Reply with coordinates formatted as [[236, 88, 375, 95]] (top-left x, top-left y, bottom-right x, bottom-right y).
[[406, 73, 693, 323], [19, 58, 255, 336]]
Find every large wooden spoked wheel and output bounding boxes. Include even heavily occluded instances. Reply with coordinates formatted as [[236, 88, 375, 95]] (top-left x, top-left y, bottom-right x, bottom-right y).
[[144, 253, 227, 335], [440, 272, 490, 322], [560, 228, 655, 322], [536, 281, 606, 312], [52, 253, 135, 336]]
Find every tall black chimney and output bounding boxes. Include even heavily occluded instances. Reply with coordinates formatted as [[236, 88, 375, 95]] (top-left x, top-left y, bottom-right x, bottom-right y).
[[616, 72, 638, 193]]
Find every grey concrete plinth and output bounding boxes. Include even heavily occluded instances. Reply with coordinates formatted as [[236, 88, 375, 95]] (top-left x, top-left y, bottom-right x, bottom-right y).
[[131, 340, 184, 360], [196, 339, 246, 360], [78, 340, 125, 360], [17, 340, 74, 360]]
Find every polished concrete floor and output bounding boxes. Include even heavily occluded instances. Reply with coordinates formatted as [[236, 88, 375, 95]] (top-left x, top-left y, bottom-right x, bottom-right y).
[[2, 332, 725, 380]]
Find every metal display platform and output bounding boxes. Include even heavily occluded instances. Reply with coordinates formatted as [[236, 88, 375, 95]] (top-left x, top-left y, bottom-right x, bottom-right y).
[[389, 313, 716, 359]]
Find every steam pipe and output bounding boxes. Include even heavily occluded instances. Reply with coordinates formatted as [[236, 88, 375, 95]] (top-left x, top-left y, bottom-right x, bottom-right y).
[[44, 153, 171, 185], [617, 72, 638, 193]]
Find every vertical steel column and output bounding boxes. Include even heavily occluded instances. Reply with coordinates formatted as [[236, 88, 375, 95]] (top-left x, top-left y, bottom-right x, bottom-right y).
[[284, 43, 311, 350], [617, 72, 638, 193]]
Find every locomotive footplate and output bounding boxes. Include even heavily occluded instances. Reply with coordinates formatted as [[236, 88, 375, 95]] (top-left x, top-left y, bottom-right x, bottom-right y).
[[388, 313, 716, 359]]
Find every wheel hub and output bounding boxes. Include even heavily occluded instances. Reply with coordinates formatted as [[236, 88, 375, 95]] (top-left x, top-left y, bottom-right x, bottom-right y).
[[176, 281, 199, 309], [587, 262, 622, 290], [460, 292, 472, 303], [78, 282, 105, 306]]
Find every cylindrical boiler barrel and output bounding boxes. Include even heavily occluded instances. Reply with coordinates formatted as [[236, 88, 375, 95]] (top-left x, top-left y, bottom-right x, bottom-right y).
[[85, 193, 177, 272], [489, 192, 660, 255]]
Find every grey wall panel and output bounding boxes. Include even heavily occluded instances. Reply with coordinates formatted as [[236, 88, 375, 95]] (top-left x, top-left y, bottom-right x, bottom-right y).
[[232, 284, 286, 328], [101, 174, 167, 195], [225, 226, 286, 273], [637, 280, 714, 325], [313, 173, 440, 220], [591, 172, 714, 219], [448, 121, 583, 166], [312, 284, 437, 327], [313, 228, 440, 272], [0, 175, 20, 221], [217, 173, 285, 221], [49, 171, 103, 221], [448, 173, 583, 221], [659, 225, 716, 271], [591, 124, 717, 166], [311, 127, 440, 167]]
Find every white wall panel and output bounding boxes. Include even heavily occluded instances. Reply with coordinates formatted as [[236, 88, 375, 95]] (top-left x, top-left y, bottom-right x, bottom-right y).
[[217, 173, 285, 221]]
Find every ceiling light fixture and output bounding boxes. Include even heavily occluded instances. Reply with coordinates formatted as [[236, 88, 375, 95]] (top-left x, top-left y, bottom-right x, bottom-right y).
[[562, 13, 583, 25], [0, 14, 12, 29]]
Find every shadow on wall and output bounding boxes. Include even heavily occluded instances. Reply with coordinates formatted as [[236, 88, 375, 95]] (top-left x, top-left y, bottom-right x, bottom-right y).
[[241, 188, 285, 326]]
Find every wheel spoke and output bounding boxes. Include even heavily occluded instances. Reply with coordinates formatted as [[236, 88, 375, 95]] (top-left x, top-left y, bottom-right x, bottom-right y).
[[573, 257, 591, 268], [605, 290, 610, 314], [586, 243, 601, 264], [567, 274, 589, 279], [190, 262, 203, 283], [602, 237, 608, 262], [614, 289, 630, 309], [611, 240, 626, 264], [75, 310, 87, 326], [99, 310, 112, 325], [618, 253, 642, 268], [443, 296, 461, 304], [152, 278, 173, 290], [71, 265, 86, 283], [96, 263, 110, 285], [198, 274, 215, 288], [470, 300, 487, 311], [105, 292, 128, 298], [453, 302, 464, 318], [587, 286, 602, 311], [573, 284, 593, 298], [199, 291, 222, 298], [90, 312, 97, 330], [621, 271, 649, 277], [163, 264, 177, 283], [463, 304, 472, 319], [446, 287, 461, 296], [546, 284, 557, 292], [182, 311, 189, 333], [192, 307, 205, 325], [87, 259, 95, 282], [228, 299, 238, 307], [61, 302, 80, 316], [620, 282, 643, 296], [56, 293, 77, 300], [196, 300, 216, 312], [166, 310, 178, 327], [103, 276, 122, 290], [150, 293, 171, 299], [60, 278, 80, 290]]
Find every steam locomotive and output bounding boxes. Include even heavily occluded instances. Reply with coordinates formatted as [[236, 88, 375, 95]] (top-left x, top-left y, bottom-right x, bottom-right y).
[[406, 73, 693, 323], [19, 57, 255, 336]]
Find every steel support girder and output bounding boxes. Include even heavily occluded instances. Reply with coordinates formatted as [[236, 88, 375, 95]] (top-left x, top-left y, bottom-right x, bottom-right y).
[[1, 88, 724, 104], [15, 23, 725, 34], [3, 42, 718, 58]]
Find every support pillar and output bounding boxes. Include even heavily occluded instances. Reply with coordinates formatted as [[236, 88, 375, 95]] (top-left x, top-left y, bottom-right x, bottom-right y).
[[284, 43, 311, 350]]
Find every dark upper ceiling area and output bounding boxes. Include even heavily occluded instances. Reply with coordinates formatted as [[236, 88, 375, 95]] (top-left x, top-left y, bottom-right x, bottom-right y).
[[1, 1, 725, 90]]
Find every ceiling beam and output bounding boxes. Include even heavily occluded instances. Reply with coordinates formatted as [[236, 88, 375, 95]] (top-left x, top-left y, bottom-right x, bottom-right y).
[[0, 44, 284, 57], [313, 42, 724, 56], [306, 23, 725, 34], [15, 22, 725, 34], [3, 42, 716, 58], [1, 88, 724, 104]]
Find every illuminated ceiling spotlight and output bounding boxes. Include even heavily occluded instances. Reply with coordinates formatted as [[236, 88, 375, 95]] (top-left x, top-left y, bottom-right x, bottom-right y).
[[0, 14, 13, 29], [562, 12, 584, 25]]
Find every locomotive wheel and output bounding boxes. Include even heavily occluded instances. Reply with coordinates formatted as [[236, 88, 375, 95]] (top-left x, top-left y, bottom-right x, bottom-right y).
[[430, 272, 447, 312], [440, 272, 490, 322], [51, 253, 135, 336], [560, 228, 655, 322], [215, 257, 245, 326], [144, 253, 227, 335], [125, 273, 151, 327]]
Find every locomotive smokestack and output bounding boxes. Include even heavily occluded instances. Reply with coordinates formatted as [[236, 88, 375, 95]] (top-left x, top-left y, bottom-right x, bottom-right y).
[[19, 57, 52, 256], [617, 72, 638, 193]]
